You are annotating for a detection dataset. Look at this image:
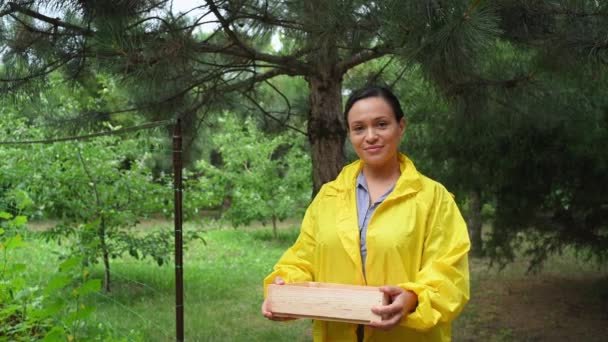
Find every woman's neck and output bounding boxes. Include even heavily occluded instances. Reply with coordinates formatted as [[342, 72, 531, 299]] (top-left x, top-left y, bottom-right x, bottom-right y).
[[361, 158, 401, 204], [362, 157, 401, 184]]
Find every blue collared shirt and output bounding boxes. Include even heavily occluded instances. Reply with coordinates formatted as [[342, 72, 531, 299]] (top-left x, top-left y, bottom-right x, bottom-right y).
[[355, 171, 395, 277]]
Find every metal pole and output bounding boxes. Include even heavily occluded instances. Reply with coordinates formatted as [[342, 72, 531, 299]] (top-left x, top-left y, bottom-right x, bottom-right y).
[[173, 119, 184, 342]]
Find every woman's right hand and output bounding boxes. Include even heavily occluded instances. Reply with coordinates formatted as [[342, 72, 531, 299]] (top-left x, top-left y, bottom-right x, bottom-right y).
[[261, 276, 296, 321]]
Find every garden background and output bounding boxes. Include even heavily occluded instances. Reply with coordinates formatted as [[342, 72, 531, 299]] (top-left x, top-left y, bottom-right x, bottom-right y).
[[1, 1, 607, 341]]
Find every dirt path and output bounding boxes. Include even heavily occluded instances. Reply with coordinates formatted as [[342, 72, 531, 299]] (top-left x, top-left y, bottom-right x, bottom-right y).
[[495, 275, 608, 341], [456, 259, 608, 341]]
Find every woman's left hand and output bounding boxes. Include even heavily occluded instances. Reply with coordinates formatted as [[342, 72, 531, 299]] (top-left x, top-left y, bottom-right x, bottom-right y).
[[369, 286, 417, 330]]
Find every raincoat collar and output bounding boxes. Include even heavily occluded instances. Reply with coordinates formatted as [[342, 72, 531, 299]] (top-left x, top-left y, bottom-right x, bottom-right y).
[[328, 153, 422, 282], [327, 153, 423, 199]]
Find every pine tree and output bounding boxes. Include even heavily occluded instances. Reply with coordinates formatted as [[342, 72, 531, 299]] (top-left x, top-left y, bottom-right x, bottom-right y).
[[0, 0, 505, 193], [2, 0, 607, 267]]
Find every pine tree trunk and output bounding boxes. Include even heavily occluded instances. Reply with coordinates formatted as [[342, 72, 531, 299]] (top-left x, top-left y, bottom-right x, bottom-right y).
[[307, 75, 346, 196], [467, 189, 484, 257], [303, 9, 346, 196]]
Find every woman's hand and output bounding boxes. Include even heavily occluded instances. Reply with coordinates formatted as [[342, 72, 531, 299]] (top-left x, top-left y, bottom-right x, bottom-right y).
[[370, 286, 417, 330], [261, 276, 296, 321]]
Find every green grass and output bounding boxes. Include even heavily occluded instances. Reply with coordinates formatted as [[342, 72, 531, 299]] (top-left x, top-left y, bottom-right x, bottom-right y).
[[11, 224, 608, 341], [86, 225, 311, 341]]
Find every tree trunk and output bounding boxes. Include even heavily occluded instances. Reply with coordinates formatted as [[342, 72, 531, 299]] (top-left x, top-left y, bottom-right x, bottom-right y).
[[272, 214, 277, 239], [99, 217, 111, 292], [307, 74, 346, 196], [303, 10, 346, 196], [467, 189, 484, 257]]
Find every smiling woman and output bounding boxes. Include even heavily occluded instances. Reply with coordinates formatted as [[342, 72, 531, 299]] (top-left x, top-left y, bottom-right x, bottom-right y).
[[262, 85, 471, 342], [345, 92, 405, 199]]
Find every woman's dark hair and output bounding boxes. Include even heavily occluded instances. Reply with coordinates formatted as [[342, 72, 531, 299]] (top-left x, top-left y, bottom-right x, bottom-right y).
[[343, 85, 404, 125]]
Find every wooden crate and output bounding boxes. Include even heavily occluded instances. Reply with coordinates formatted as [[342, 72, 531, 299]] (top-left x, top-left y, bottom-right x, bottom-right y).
[[267, 282, 389, 324]]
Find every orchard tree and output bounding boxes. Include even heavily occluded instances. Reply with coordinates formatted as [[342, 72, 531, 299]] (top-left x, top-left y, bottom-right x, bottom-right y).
[[196, 113, 311, 238], [0, 109, 204, 292], [3, 134, 172, 292]]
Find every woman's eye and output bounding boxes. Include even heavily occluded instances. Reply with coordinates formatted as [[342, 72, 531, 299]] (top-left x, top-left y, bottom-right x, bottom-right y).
[[353, 126, 364, 132], [377, 121, 388, 128]]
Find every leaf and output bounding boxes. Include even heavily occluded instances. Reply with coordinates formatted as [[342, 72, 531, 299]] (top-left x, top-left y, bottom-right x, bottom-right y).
[[0, 212, 12, 219], [14, 190, 33, 210], [45, 275, 72, 294], [30, 300, 65, 319], [15, 287, 32, 300], [59, 256, 82, 272], [4, 234, 24, 251], [40, 326, 66, 342], [13, 215, 27, 226], [83, 219, 100, 231], [65, 305, 94, 324], [75, 279, 102, 296], [0, 304, 20, 319], [9, 263, 27, 274], [87, 239, 101, 248]]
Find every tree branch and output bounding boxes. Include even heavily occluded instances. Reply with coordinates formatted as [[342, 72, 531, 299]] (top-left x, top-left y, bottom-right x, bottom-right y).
[[194, 40, 313, 75], [0, 120, 173, 146], [445, 74, 535, 96], [264, 80, 293, 118], [138, 67, 289, 113], [205, 0, 253, 53], [219, 68, 288, 93], [8, 13, 76, 37], [0, 58, 74, 83], [389, 59, 414, 88], [227, 12, 307, 32], [0, 2, 18, 17], [239, 91, 308, 136], [547, 4, 608, 18], [202, 0, 311, 74], [337, 44, 393, 73], [7, 2, 93, 36]]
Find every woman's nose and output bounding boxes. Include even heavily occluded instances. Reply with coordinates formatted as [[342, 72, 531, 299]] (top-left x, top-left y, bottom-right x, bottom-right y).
[[365, 127, 378, 141]]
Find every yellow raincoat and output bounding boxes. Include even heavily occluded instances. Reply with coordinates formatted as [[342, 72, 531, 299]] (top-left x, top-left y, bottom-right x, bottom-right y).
[[264, 154, 470, 341]]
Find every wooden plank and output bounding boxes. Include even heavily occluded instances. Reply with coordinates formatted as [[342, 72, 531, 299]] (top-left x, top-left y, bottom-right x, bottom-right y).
[[268, 282, 389, 324]]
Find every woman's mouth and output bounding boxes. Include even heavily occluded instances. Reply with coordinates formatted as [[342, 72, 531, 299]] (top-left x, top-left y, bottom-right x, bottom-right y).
[[364, 145, 383, 153]]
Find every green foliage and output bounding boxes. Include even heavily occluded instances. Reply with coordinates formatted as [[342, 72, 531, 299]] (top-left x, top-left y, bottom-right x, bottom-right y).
[[0, 212, 103, 340], [396, 38, 608, 270], [17, 136, 174, 268], [2, 0, 607, 274], [484, 66, 608, 271], [196, 114, 311, 237], [0, 109, 204, 291], [113, 228, 204, 267]]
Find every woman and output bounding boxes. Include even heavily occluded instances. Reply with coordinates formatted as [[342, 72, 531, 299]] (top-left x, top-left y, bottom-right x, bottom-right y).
[[262, 86, 470, 341]]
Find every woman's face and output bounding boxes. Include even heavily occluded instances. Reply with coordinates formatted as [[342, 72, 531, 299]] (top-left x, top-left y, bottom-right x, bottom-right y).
[[347, 96, 405, 170]]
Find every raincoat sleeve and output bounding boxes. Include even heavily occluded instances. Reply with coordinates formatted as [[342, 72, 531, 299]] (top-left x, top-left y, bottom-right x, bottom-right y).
[[398, 188, 470, 331], [263, 193, 318, 297]]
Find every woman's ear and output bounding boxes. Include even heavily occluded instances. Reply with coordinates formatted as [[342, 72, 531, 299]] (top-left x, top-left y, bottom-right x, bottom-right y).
[[399, 117, 406, 135]]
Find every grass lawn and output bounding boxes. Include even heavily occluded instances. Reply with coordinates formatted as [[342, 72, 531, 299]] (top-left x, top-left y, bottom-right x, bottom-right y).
[[16, 221, 608, 341]]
